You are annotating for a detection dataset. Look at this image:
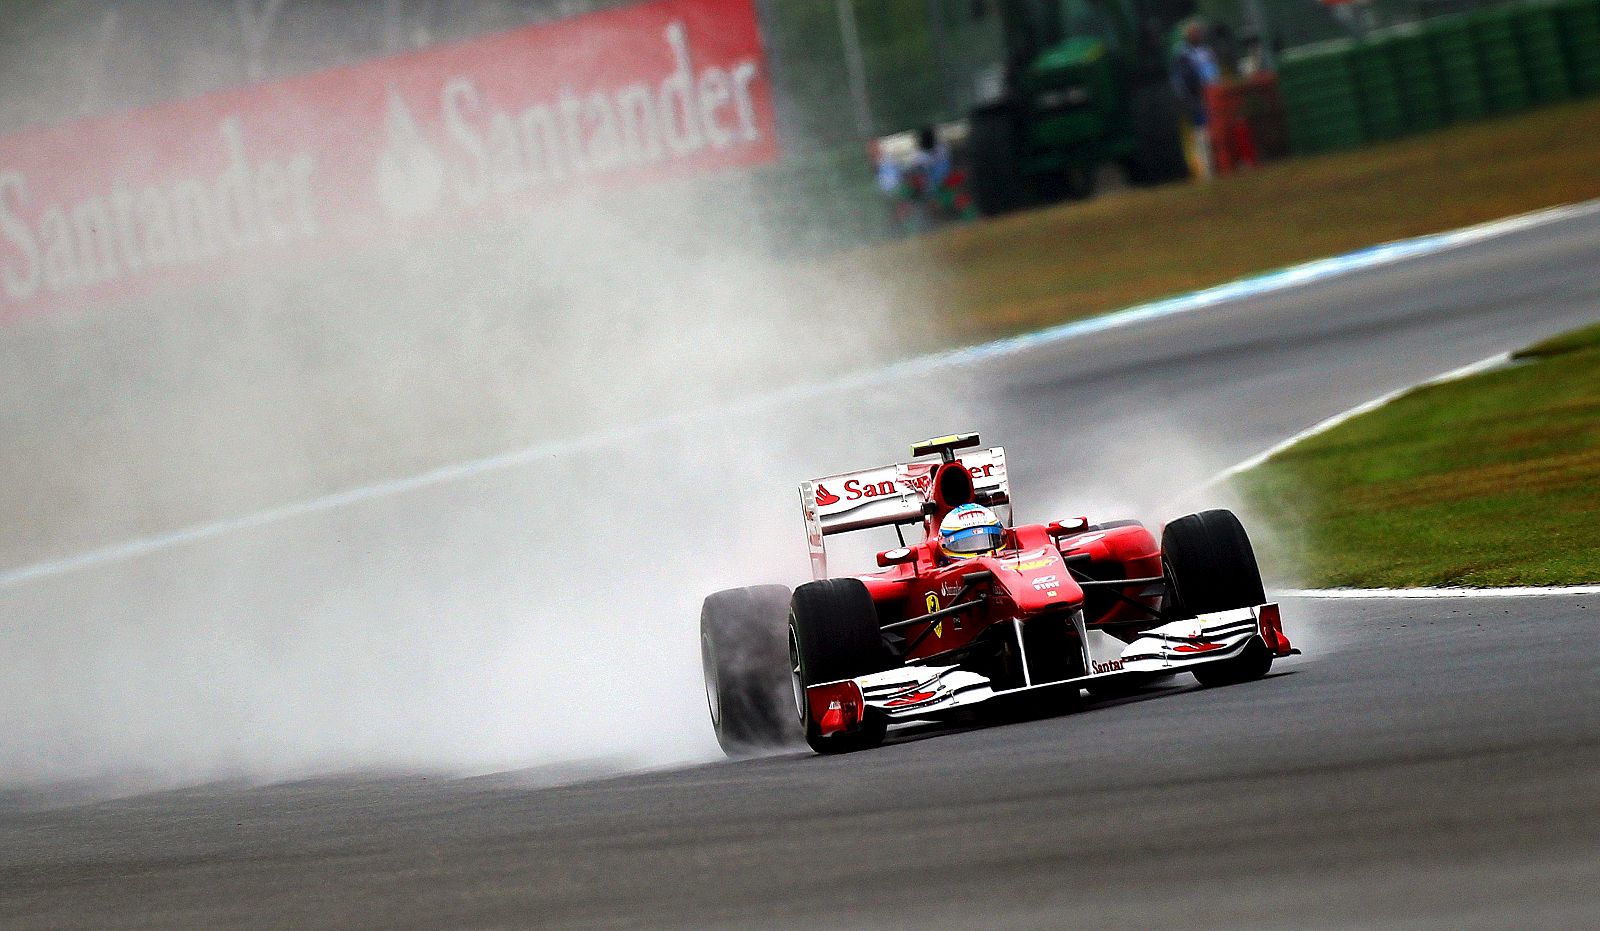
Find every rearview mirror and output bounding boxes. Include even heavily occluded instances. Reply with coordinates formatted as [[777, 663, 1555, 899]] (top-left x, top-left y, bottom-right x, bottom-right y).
[[877, 547, 916, 567], [1048, 517, 1089, 536]]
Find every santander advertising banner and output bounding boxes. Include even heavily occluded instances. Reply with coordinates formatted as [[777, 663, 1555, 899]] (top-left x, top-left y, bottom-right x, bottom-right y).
[[0, 0, 779, 320]]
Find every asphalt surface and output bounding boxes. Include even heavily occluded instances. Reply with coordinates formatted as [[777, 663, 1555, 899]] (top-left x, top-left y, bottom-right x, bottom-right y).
[[3, 208, 1600, 928], [2, 595, 1597, 929]]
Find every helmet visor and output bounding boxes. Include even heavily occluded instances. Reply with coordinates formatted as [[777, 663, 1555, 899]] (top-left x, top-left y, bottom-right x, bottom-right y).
[[943, 525, 1003, 555]]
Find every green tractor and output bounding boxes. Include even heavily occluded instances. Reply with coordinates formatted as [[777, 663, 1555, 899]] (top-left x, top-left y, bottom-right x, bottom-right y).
[[967, 0, 1197, 214]]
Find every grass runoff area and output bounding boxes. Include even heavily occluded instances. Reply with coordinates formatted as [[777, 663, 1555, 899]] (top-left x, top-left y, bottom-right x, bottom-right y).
[[825, 96, 1600, 589], [836, 96, 1600, 345], [1233, 323, 1600, 589], [811, 99, 1600, 588]]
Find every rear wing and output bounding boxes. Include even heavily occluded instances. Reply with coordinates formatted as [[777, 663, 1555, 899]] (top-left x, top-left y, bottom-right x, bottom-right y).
[[799, 446, 1009, 579]]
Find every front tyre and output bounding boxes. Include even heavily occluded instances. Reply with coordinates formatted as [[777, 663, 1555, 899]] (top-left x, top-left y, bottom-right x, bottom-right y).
[[701, 585, 799, 756], [1163, 508, 1266, 616], [789, 578, 893, 754], [1162, 509, 1273, 686], [1192, 636, 1274, 687]]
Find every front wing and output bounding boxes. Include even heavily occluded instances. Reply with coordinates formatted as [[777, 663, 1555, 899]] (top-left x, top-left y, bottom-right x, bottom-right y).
[[803, 604, 1295, 737]]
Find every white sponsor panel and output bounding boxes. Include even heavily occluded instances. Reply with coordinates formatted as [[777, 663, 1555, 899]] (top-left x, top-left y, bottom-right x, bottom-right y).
[[805, 447, 1007, 531], [855, 665, 994, 717], [1083, 629, 1131, 674], [1116, 606, 1263, 673], [801, 446, 1009, 579]]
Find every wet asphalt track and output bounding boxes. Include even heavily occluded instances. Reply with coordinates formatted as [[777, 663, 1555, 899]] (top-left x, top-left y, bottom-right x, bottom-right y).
[[3, 209, 1600, 928], [2, 595, 1597, 929]]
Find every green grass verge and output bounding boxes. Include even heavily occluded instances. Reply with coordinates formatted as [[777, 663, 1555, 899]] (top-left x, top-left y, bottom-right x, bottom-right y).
[[818, 97, 1600, 349], [1232, 322, 1600, 588]]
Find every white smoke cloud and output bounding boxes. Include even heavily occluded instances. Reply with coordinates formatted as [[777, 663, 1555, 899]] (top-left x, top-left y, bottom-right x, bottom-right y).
[[0, 6, 1306, 796], [0, 31, 958, 790]]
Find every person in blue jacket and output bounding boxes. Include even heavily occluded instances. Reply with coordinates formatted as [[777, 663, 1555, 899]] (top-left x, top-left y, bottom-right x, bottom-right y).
[[1171, 20, 1221, 179]]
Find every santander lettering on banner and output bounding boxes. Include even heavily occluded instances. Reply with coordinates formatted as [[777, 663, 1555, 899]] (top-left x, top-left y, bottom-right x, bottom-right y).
[[434, 21, 763, 211], [0, 0, 778, 318]]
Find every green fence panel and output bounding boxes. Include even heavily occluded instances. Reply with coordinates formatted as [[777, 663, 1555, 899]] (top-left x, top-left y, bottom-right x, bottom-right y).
[[1277, 3, 1600, 161], [1425, 18, 1488, 121], [1552, 0, 1600, 95], [1372, 29, 1448, 132], [1351, 42, 1408, 139], [1469, 10, 1531, 114], [1279, 41, 1367, 153], [1511, 5, 1572, 104]]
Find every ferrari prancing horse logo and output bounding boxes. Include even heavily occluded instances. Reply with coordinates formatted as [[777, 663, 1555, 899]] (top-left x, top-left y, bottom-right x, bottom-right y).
[[926, 593, 942, 638]]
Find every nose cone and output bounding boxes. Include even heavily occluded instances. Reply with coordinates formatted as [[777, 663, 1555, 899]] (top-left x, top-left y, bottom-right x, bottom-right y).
[[986, 550, 1082, 612]]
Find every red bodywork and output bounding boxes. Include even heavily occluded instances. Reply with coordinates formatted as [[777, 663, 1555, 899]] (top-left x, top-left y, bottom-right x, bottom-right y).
[[863, 522, 1162, 662], [789, 441, 1300, 746], [851, 458, 1165, 665]]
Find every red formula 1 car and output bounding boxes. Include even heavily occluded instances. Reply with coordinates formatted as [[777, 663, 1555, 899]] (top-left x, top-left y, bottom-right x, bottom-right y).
[[699, 433, 1298, 755]]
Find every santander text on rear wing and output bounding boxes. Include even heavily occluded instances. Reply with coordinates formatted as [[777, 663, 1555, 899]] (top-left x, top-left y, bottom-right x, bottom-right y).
[[799, 446, 1008, 579]]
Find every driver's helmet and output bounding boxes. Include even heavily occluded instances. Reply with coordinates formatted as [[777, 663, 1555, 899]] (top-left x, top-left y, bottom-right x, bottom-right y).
[[939, 504, 1004, 559]]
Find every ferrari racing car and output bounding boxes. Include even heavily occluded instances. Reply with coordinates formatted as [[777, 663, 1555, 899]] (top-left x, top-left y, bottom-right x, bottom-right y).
[[699, 433, 1297, 755]]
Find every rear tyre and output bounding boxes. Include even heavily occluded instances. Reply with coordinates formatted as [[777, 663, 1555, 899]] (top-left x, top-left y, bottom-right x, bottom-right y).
[[789, 579, 893, 754], [701, 585, 799, 756], [1162, 509, 1273, 686]]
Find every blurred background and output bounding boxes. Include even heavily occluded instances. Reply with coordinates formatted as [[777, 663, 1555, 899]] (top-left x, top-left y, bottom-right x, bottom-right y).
[[1, 0, 1596, 791]]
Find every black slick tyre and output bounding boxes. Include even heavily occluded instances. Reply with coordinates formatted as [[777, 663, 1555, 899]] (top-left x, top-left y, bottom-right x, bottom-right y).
[[1162, 509, 1273, 686], [701, 584, 799, 756], [788, 578, 893, 754], [1162, 508, 1266, 615]]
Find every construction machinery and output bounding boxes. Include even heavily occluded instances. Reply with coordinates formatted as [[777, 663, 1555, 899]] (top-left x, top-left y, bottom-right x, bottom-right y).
[[966, 0, 1197, 213]]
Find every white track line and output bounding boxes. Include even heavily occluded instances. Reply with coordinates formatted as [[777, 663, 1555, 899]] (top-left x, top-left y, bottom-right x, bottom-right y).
[[1204, 352, 1598, 602], [912, 198, 1600, 373], [1201, 351, 1513, 490], [1282, 586, 1600, 599], [4, 198, 1599, 591]]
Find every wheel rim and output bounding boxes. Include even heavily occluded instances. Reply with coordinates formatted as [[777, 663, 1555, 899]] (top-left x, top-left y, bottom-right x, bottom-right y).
[[701, 628, 721, 726], [788, 626, 805, 723]]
